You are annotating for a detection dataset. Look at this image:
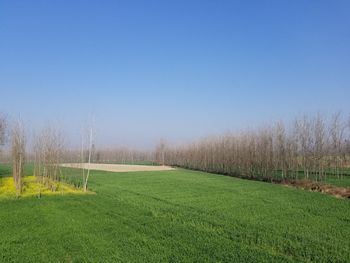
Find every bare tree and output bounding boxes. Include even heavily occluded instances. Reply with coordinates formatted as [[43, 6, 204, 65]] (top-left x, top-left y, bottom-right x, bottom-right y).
[[82, 118, 95, 192], [11, 120, 25, 196], [275, 121, 287, 179], [33, 126, 64, 192], [83, 125, 93, 191], [155, 139, 166, 165], [329, 112, 344, 178], [0, 113, 7, 163], [312, 113, 326, 181], [0, 113, 6, 152]]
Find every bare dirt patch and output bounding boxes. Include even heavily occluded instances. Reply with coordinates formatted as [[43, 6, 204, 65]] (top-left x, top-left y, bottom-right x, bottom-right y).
[[281, 179, 350, 199], [61, 163, 175, 173]]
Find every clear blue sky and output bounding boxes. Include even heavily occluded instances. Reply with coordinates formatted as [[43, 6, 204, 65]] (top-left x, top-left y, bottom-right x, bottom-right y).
[[1, 0, 349, 149]]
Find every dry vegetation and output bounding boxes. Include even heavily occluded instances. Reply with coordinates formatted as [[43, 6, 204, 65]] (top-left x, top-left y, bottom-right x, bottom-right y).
[[33, 127, 64, 192], [11, 120, 25, 196]]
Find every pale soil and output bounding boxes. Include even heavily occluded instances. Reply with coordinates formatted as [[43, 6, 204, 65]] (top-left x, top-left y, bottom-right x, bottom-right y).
[[61, 163, 175, 173]]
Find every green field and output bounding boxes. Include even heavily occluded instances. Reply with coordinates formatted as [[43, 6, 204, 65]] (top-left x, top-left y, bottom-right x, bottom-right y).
[[0, 165, 349, 262]]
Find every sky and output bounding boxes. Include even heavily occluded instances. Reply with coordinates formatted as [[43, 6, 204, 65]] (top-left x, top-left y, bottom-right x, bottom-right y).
[[1, 0, 349, 149]]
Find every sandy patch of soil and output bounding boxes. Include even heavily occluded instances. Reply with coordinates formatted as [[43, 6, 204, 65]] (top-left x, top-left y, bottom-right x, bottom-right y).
[[61, 163, 175, 173]]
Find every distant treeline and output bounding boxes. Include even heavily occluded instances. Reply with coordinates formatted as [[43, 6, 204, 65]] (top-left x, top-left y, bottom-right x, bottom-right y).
[[1, 146, 155, 166], [159, 113, 350, 182], [55, 147, 156, 165], [91, 147, 155, 165]]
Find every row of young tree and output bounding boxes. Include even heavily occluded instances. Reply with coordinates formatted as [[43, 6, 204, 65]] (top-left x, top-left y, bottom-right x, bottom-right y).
[[0, 115, 94, 196], [33, 127, 65, 193], [159, 113, 350, 182]]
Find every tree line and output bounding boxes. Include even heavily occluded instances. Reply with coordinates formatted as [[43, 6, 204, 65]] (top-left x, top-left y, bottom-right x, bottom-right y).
[[158, 113, 350, 182], [1, 112, 349, 196], [92, 147, 155, 164]]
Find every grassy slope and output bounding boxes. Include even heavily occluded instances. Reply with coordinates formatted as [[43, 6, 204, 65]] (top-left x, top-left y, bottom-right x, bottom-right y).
[[0, 166, 349, 262]]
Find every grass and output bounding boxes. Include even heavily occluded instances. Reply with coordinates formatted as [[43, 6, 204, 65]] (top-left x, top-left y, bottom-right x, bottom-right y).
[[0, 164, 349, 262], [0, 163, 32, 178], [324, 175, 350, 187]]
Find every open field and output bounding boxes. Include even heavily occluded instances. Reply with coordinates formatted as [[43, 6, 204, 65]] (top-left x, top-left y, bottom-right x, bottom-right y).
[[2, 1, 350, 262], [61, 163, 174, 172], [0, 164, 349, 262]]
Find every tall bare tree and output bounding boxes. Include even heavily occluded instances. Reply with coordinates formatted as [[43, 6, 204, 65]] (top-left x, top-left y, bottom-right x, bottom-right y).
[[33, 126, 64, 192], [0, 113, 6, 162], [155, 139, 166, 165], [11, 120, 25, 196], [82, 118, 95, 192], [83, 125, 93, 191]]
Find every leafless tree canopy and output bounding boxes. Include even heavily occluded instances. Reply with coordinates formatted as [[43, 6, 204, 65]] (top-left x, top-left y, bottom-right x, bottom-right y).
[[161, 113, 350, 182], [33, 127, 64, 191], [155, 139, 166, 165], [11, 120, 25, 196], [65, 147, 155, 164]]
